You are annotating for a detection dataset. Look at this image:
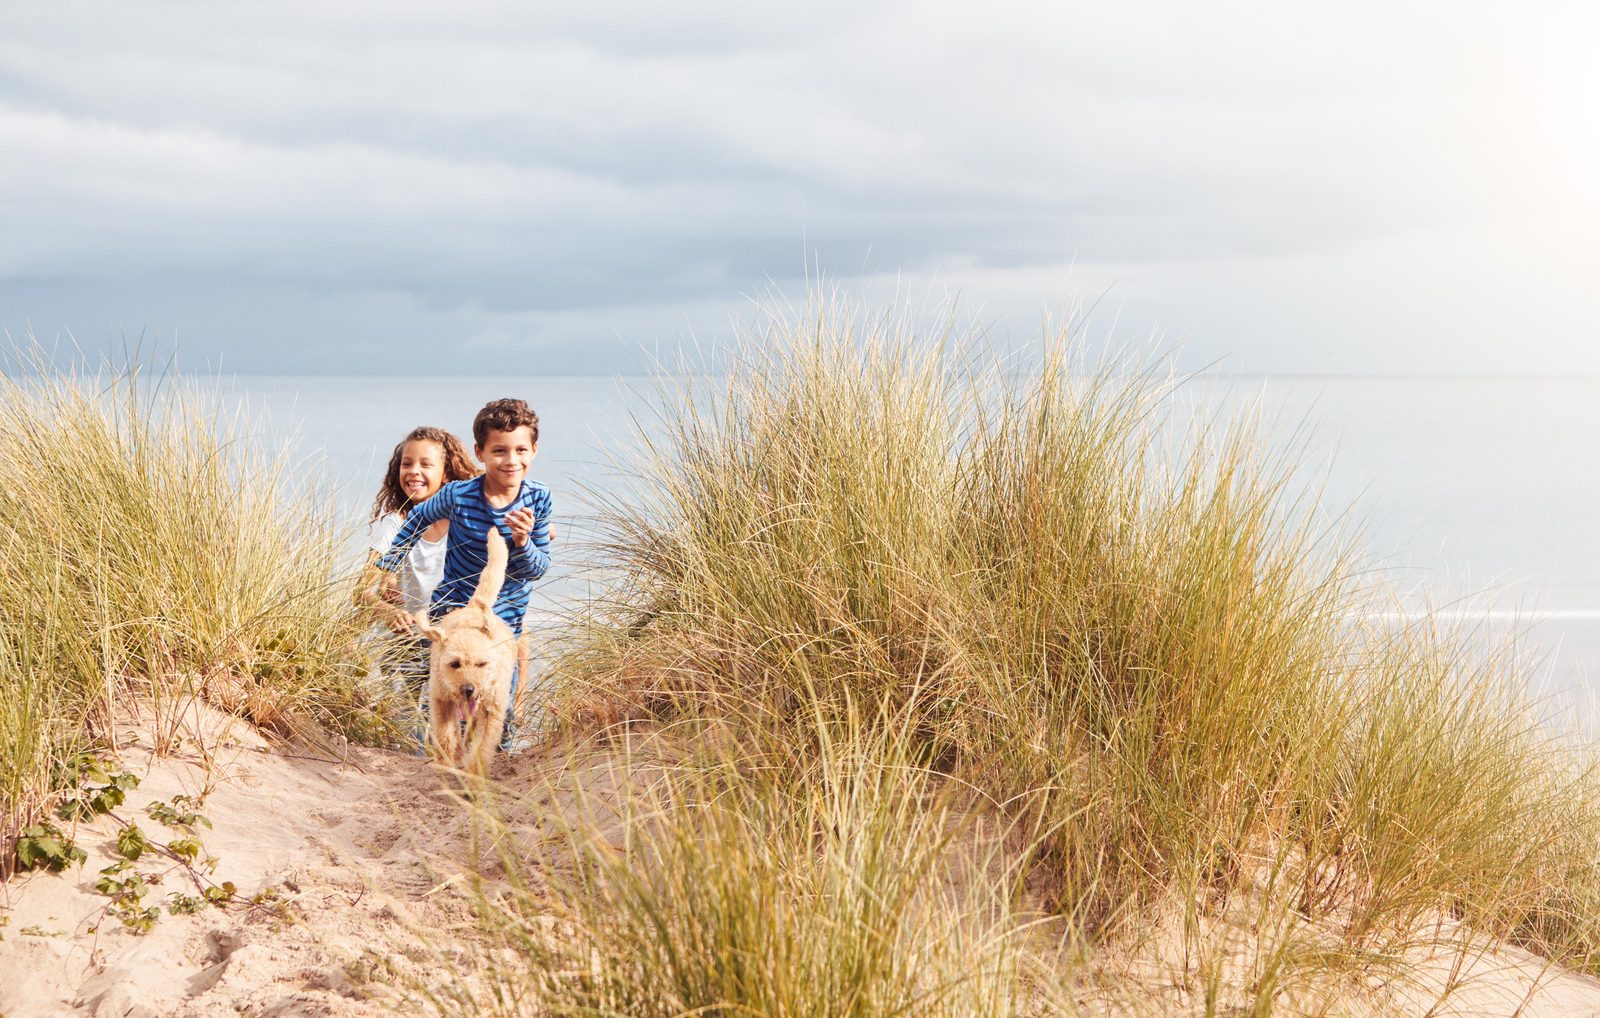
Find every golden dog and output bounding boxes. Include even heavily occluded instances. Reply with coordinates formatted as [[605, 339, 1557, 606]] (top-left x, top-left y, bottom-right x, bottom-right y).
[[416, 528, 516, 778]]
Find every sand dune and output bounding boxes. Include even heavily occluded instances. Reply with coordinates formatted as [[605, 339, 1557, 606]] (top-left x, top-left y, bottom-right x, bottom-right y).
[[5, 702, 1600, 1017], [0, 704, 481, 1017]]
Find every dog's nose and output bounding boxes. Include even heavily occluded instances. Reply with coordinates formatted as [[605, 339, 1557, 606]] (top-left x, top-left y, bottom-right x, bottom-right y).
[[461, 684, 476, 700]]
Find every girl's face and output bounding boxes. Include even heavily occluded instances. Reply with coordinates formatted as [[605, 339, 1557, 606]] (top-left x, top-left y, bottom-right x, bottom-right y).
[[397, 439, 447, 504]]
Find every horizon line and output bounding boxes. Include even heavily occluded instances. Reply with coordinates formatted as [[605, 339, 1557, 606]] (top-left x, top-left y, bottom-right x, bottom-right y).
[[193, 369, 1600, 381]]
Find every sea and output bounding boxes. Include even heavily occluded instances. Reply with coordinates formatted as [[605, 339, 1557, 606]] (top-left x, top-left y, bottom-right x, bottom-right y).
[[214, 373, 1600, 711]]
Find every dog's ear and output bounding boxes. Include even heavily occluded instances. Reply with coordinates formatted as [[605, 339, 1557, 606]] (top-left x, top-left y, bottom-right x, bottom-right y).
[[415, 615, 443, 644]]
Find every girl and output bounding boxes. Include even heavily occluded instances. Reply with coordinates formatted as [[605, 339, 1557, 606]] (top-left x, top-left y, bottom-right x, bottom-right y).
[[359, 426, 479, 695]]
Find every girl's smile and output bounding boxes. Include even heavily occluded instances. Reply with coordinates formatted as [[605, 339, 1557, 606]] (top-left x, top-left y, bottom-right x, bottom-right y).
[[398, 439, 447, 503]]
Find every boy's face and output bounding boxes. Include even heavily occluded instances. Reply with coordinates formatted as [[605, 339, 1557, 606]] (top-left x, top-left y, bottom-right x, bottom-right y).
[[476, 425, 536, 490]]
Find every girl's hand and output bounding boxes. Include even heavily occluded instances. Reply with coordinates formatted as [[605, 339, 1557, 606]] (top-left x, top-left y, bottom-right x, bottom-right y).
[[504, 507, 536, 547], [386, 608, 417, 635], [377, 573, 404, 607], [357, 567, 403, 612]]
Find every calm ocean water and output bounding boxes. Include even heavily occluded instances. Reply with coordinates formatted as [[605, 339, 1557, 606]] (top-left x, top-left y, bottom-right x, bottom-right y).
[[216, 373, 1600, 702]]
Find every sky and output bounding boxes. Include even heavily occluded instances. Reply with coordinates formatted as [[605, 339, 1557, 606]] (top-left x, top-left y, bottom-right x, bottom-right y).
[[2, 1, 1598, 375]]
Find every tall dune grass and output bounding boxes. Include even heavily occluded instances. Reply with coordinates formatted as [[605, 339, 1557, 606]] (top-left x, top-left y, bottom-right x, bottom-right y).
[[523, 298, 1600, 1010], [456, 707, 1026, 1017], [0, 343, 394, 865]]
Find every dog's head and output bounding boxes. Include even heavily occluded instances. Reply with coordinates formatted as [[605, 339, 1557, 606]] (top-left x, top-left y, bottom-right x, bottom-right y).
[[418, 608, 515, 721]]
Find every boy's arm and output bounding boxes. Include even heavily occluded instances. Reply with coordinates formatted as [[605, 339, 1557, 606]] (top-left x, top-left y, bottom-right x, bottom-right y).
[[374, 485, 455, 573], [504, 489, 552, 581]]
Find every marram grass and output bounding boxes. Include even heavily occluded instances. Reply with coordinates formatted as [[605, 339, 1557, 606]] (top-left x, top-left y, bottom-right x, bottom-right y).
[[451, 707, 1027, 1018], [0, 343, 397, 864], [505, 297, 1600, 1013]]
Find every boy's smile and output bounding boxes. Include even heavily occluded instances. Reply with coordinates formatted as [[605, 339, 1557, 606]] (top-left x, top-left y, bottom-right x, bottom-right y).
[[476, 425, 536, 500]]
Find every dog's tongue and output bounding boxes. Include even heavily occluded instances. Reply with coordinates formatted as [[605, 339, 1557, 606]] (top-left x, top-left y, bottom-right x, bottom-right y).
[[464, 698, 478, 717]]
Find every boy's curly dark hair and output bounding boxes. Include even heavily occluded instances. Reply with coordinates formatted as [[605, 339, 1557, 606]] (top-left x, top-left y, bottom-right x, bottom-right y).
[[370, 426, 478, 522], [472, 397, 540, 447]]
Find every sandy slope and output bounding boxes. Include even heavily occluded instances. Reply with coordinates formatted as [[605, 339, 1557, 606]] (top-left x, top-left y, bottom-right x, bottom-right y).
[[5, 702, 1600, 1017], [0, 703, 492, 1018]]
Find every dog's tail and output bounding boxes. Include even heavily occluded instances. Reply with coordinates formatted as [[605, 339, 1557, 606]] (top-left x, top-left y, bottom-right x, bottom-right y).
[[469, 527, 509, 612]]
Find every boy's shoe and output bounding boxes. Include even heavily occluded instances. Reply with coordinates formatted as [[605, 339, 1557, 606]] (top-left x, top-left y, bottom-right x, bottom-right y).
[[499, 713, 517, 753]]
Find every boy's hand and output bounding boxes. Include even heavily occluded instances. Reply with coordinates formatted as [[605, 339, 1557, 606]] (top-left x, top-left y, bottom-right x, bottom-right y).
[[504, 507, 536, 547]]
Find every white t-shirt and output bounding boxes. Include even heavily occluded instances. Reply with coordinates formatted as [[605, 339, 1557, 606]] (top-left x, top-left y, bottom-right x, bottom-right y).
[[368, 513, 448, 615]]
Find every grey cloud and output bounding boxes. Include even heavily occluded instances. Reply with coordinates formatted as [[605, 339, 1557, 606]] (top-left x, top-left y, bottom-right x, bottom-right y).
[[2, 0, 1597, 374]]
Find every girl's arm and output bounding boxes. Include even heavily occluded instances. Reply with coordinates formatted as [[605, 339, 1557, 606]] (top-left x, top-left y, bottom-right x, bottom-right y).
[[355, 548, 414, 632], [356, 518, 402, 608], [375, 484, 456, 574], [354, 550, 386, 606]]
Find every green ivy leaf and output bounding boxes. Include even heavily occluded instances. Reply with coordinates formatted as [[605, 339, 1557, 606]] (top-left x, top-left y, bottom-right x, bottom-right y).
[[168, 837, 202, 863], [88, 785, 125, 815], [203, 881, 237, 905], [115, 824, 149, 862], [54, 798, 94, 822], [14, 823, 86, 872]]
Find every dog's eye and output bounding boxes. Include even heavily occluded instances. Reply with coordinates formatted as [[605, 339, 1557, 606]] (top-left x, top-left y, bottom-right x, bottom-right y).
[[448, 661, 462, 669], [474, 660, 487, 668]]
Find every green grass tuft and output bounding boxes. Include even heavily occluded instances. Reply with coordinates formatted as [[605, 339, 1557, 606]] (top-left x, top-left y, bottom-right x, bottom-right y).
[[0, 341, 398, 868]]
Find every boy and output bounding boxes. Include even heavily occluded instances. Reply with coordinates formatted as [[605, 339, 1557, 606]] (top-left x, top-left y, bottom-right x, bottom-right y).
[[377, 397, 552, 749]]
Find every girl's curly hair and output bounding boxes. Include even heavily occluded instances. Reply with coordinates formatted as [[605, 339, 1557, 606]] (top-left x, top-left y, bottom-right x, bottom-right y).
[[369, 426, 479, 523]]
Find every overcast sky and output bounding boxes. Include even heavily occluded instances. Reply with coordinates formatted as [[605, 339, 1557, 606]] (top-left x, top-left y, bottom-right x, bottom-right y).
[[2, 1, 1597, 375]]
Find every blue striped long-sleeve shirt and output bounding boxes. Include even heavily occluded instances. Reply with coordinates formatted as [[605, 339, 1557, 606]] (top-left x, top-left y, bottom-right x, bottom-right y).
[[375, 476, 552, 635]]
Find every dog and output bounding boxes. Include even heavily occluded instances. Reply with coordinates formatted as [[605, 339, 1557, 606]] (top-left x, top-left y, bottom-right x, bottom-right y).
[[415, 528, 516, 779]]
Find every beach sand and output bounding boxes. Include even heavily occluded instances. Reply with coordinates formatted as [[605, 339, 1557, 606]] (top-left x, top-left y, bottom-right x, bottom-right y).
[[0, 703, 480, 1017], [4, 701, 1600, 1017]]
